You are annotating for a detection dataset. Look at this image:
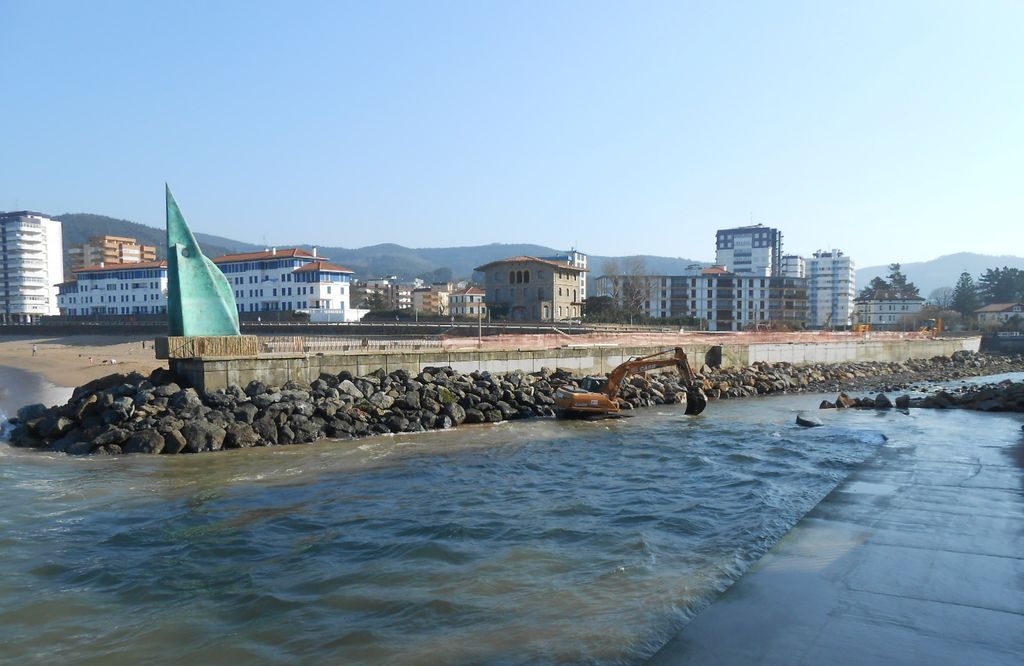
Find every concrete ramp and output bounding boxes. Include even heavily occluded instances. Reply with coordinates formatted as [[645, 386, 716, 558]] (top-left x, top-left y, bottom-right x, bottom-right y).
[[649, 414, 1024, 665]]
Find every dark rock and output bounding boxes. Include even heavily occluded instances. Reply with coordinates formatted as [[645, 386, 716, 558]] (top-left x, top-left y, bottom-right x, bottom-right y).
[[835, 393, 856, 409], [873, 394, 894, 409], [51, 429, 83, 453], [170, 388, 203, 415], [368, 392, 395, 410], [153, 382, 181, 398], [73, 393, 101, 421], [180, 420, 226, 453], [385, 414, 409, 433], [796, 413, 824, 427], [16, 403, 47, 422], [66, 440, 97, 455], [444, 403, 466, 425], [224, 423, 260, 448], [93, 426, 130, 447], [233, 402, 259, 424], [253, 416, 279, 445], [463, 408, 485, 424], [895, 395, 911, 409], [252, 391, 281, 409], [124, 429, 166, 454], [162, 430, 187, 454]]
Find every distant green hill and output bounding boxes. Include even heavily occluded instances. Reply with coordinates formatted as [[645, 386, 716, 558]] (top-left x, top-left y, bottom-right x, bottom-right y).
[[32, 210, 707, 281], [857, 253, 1024, 298], [55, 213, 259, 272]]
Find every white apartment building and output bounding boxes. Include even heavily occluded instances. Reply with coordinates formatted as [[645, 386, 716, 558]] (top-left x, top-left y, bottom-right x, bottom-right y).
[[715, 225, 783, 276], [806, 249, 856, 328], [449, 286, 487, 317], [0, 211, 63, 322], [58, 261, 168, 316], [57, 247, 364, 322], [854, 290, 925, 329], [594, 267, 809, 331], [214, 249, 356, 318], [781, 254, 806, 278]]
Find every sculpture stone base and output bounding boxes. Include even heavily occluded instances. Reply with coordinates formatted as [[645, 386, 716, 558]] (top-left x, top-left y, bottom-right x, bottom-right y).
[[154, 335, 259, 360]]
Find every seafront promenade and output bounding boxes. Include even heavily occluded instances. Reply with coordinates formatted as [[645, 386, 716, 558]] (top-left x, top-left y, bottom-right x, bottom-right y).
[[649, 407, 1024, 665]]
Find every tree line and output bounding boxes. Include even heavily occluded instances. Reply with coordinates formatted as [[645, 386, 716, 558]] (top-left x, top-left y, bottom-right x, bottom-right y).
[[944, 267, 1024, 318]]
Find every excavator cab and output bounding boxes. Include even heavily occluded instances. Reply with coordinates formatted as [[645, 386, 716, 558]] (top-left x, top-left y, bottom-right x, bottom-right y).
[[580, 376, 608, 392]]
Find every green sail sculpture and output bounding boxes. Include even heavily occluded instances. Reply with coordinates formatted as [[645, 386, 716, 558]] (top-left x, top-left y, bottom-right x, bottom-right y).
[[165, 185, 241, 336]]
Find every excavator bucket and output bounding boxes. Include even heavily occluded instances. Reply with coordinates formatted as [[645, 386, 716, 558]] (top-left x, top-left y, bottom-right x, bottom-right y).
[[685, 387, 708, 415]]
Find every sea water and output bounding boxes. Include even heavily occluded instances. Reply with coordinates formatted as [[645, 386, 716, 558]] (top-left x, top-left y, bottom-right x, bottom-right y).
[[1, 366, 1020, 664]]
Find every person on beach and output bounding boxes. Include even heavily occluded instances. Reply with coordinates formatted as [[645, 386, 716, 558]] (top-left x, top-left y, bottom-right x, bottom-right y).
[[31, 344, 37, 357]]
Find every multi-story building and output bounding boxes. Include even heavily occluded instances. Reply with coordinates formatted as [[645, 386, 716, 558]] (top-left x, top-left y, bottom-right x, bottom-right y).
[[780, 254, 806, 278], [0, 211, 63, 322], [214, 248, 354, 316], [715, 224, 783, 276], [57, 260, 168, 316], [854, 290, 925, 330], [594, 267, 809, 331], [412, 283, 451, 315], [449, 287, 487, 317], [69, 235, 157, 273], [541, 249, 588, 302], [475, 256, 585, 321], [57, 247, 364, 322], [806, 249, 856, 328]]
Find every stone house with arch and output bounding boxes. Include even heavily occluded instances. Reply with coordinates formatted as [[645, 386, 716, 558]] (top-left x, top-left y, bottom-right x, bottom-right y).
[[473, 256, 585, 321]]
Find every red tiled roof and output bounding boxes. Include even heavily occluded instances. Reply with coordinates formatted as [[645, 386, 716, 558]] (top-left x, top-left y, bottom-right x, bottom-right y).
[[213, 248, 318, 263], [75, 260, 168, 273], [292, 260, 354, 274], [701, 266, 729, 275], [474, 256, 587, 272], [452, 287, 485, 295]]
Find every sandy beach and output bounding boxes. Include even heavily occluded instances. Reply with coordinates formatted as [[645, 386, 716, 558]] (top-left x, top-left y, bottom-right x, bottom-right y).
[[0, 335, 167, 388]]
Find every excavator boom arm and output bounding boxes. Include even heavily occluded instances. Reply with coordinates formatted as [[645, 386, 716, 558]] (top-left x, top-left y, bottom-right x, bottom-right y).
[[604, 347, 695, 400]]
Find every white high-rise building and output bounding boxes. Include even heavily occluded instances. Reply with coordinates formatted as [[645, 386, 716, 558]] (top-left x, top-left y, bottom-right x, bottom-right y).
[[0, 211, 63, 322], [807, 249, 856, 328], [715, 225, 783, 276], [781, 254, 806, 278]]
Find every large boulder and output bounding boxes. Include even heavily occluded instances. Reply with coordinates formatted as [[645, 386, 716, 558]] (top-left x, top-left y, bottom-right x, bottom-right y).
[[93, 426, 130, 447], [444, 403, 466, 426], [124, 429, 166, 454], [224, 423, 260, 448], [162, 429, 187, 454], [16, 403, 47, 422], [796, 413, 824, 428], [368, 392, 395, 410], [180, 420, 226, 453]]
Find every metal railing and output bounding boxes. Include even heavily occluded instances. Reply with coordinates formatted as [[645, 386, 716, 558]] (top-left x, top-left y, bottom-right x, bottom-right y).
[[258, 335, 444, 354]]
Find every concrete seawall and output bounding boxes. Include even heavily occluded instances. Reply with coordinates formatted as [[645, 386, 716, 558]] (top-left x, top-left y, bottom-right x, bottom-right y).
[[171, 336, 982, 392]]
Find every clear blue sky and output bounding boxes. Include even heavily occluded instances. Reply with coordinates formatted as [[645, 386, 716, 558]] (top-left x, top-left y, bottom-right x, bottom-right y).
[[3, 0, 1022, 267]]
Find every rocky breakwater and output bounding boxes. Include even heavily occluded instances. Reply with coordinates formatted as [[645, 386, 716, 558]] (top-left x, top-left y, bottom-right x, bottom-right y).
[[696, 350, 1024, 399], [4, 364, 699, 456], [818, 379, 1024, 414]]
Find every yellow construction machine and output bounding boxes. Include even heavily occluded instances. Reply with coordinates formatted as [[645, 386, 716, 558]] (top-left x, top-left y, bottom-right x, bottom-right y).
[[553, 347, 708, 418]]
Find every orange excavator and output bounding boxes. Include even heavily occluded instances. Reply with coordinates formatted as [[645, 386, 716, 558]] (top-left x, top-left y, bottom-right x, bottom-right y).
[[553, 347, 708, 418]]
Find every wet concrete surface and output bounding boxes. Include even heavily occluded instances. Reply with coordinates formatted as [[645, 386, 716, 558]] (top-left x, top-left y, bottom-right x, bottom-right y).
[[649, 413, 1024, 665]]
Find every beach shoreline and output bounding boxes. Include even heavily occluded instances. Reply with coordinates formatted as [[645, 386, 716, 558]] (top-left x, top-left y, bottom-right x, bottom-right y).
[[0, 335, 167, 389]]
